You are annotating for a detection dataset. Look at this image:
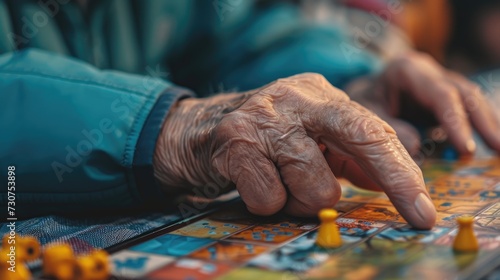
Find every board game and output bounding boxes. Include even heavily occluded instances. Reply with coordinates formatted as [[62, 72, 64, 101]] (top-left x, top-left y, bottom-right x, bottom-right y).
[[107, 158, 500, 280]]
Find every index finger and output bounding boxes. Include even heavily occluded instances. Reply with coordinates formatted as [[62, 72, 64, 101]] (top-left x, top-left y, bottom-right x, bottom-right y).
[[304, 100, 437, 229]]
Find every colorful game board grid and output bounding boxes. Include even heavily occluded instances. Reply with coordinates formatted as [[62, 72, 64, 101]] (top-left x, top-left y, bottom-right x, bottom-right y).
[[147, 258, 234, 280], [475, 216, 500, 231], [227, 225, 305, 244], [343, 204, 405, 223], [189, 240, 271, 264], [247, 220, 384, 273], [169, 219, 248, 239], [374, 224, 450, 244], [111, 250, 175, 278], [129, 234, 215, 257]]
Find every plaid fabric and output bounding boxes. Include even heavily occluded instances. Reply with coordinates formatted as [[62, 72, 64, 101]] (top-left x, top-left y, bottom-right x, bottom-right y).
[[0, 212, 181, 254]]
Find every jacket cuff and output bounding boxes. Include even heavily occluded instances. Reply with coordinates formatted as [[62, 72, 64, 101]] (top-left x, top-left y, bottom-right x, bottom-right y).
[[132, 86, 194, 204]]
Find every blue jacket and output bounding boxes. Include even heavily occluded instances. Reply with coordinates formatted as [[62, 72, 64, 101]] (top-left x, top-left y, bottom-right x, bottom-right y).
[[0, 0, 379, 217]]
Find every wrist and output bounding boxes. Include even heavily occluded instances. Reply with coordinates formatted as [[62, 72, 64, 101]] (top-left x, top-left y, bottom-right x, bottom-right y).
[[153, 93, 252, 194]]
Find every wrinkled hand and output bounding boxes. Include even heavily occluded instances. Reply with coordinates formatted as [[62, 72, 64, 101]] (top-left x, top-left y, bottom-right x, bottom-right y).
[[348, 51, 500, 156], [154, 73, 436, 229]]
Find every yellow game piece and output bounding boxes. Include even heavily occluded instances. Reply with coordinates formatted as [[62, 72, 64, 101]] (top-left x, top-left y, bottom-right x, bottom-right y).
[[43, 243, 76, 280], [2, 235, 41, 262], [453, 215, 479, 252], [75, 250, 110, 280], [0, 235, 40, 280], [316, 209, 342, 248], [0, 249, 32, 280]]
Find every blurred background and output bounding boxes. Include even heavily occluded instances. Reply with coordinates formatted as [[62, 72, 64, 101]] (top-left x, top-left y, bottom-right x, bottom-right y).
[[295, 0, 500, 75]]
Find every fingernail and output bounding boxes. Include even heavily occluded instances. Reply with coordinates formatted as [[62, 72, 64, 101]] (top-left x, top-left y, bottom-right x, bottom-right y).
[[414, 193, 435, 223], [466, 139, 476, 154]]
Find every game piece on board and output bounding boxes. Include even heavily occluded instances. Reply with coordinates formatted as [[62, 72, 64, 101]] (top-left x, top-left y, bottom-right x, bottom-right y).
[[0, 248, 32, 280], [453, 215, 479, 252], [43, 244, 76, 280], [1, 235, 41, 262], [316, 209, 342, 248], [0, 235, 41, 280], [75, 250, 110, 280]]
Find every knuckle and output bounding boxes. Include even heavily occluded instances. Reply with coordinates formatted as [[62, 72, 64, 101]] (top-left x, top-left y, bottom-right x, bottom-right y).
[[346, 116, 388, 144], [437, 85, 460, 101]]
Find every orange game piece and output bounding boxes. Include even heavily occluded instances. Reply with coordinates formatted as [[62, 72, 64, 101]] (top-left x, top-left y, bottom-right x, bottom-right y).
[[453, 215, 479, 252], [0, 235, 41, 280], [316, 209, 342, 248], [2, 235, 41, 262], [0, 249, 32, 280], [75, 250, 110, 280], [43, 243, 76, 280]]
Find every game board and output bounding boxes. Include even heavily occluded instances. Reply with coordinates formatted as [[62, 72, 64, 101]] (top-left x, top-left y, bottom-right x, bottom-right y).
[[108, 158, 500, 280]]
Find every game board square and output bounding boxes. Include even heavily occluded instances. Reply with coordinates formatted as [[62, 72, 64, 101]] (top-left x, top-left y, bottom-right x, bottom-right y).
[[479, 202, 500, 216], [374, 224, 450, 244], [475, 216, 500, 231], [169, 219, 248, 239], [227, 225, 305, 244], [189, 240, 270, 264], [130, 234, 214, 257], [343, 204, 405, 223], [336, 218, 386, 243], [147, 258, 234, 280], [247, 231, 333, 273], [111, 250, 174, 278]]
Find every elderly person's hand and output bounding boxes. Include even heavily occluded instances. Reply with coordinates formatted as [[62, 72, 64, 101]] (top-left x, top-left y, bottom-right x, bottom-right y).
[[347, 51, 500, 157], [154, 73, 436, 229]]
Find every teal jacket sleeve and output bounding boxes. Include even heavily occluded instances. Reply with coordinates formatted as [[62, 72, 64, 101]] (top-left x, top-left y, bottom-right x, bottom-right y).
[[171, 2, 381, 95], [0, 49, 192, 218]]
